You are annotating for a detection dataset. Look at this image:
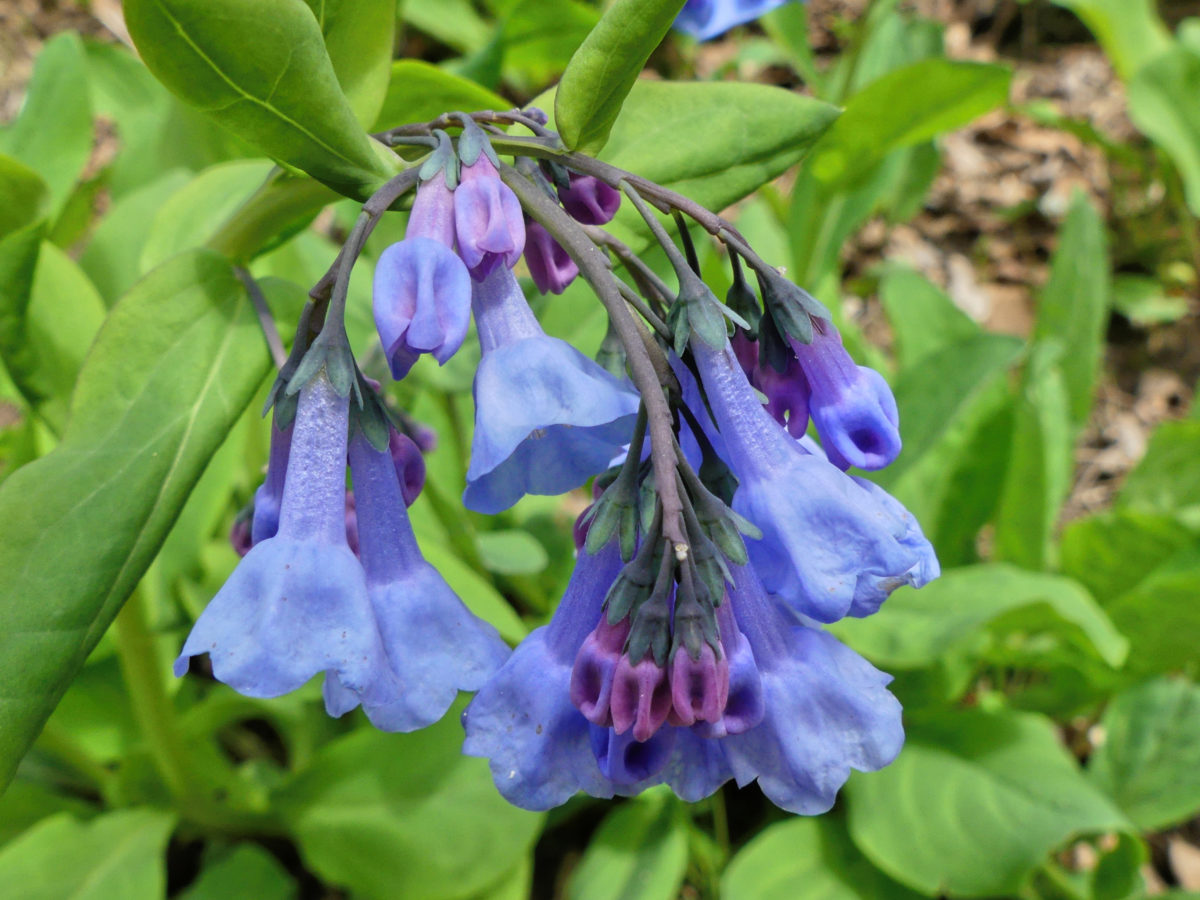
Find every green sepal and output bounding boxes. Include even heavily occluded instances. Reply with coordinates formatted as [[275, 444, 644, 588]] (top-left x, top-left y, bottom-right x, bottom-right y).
[[756, 306, 794, 374], [596, 315, 628, 378], [681, 275, 729, 351], [272, 389, 300, 431], [627, 593, 671, 666], [454, 115, 498, 168], [419, 130, 459, 189], [726, 254, 762, 337], [350, 383, 392, 452], [668, 300, 691, 357], [671, 591, 720, 663]]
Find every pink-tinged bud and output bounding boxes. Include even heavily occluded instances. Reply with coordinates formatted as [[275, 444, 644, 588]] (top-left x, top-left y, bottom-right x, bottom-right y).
[[524, 220, 579, 294], [570, 618, 629, 726], [407, 175, 456, 247], [610, 653, 672, 742], [668, 642, 730, 727], [454, 155, 525, 280], [389, 430, 426, 506], [694, 602, 764, 738], [559, 174, 621, 225]]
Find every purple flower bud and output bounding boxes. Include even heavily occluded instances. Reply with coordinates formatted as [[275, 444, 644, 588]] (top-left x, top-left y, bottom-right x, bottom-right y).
[[373, 237, 472, 380], [408, 174, 457, 247], [790, 323, 900, 471], [389, 429, 426, 506], [610, 653, 673, 742], [691, 601, 763, 738], [731, 329, 758, 379], [230, 513, 253, 558], [558, 174, 621, 226], [454, 155, 525, 280], [755, 354, 811, 438], [524, 219, 579, 294], [668, 642, 730, 728], [569, 618, 629, 726]]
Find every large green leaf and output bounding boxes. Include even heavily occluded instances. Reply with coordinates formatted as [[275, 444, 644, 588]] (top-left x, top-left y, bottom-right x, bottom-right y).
[[878, 265, 979, 369], [1117, 419, 1200, 527], [179, 844, 294, 900], [1051, 0, 1171, 80], [1102, 544, 1200, 675], [0, 809, 175, 899], [806, 59, 1011, 188], [1032, 191, 1109, 426], [0, 33, 92, 219], [1061, 510, 1195, 603], [276, 705, 543, 900], [554, 0, 685, 154], [1128, 44, 1200, 218], [0, 251, 270, 789], [301, 0, 396, 128], [123, 0, 400, 198], [722, 815, 922, 900], [847, 708, 1130, 897], [372, 61, 510, 132], [567, 788, 688, 900], [1089, 677, 1200, 829], [0, 154, 49, 240], [831, 563, 1128, 671]]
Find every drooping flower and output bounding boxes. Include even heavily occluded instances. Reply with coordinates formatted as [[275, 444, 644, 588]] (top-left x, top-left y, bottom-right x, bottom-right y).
[[454, 154, 525, 280], [175, 372, 394, 709], [463, 539, 904, 814], [374, 174, 473, 379], [790, 321, 900, 471], [250, 416, 292, 545], [524, 219, 579, 294], [558, 174, 621, 226], [323, 434, 511, 731], [463, 266, 640, 514], [692, 339, 937, 622], [673, 0, 799, 41]]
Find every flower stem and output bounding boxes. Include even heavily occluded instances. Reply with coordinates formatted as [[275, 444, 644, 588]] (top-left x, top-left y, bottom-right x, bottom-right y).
[[114, 589, 195, 803]]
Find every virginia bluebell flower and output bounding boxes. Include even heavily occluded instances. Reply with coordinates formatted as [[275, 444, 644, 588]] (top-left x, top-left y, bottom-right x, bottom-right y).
[[250, 416, 292, 544], [463, 266, 640, 514], [692, 339, 937, 622], [175, 372, 393, 708], [323, 434, 511, 731], [374, 174, 472, 379], [524, 219, 579, 294], [791, 321, 901, 471], [558, 174, 621, 226], [454, 154, 525, 280], [463, 541, 904, 814], [674, 0, 800, 41]]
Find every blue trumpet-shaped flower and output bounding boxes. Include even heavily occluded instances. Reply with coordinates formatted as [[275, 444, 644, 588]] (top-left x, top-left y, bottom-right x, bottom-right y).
[[692, 340, 937, 622], [674, 0, 800, 41], [791, 322, 900, 471], [463, 540, 903, 814], [463, 266, 639, 514], [175, 372, 391, 706], [374, 174, 472, 379], [322, 435, 511, 731]]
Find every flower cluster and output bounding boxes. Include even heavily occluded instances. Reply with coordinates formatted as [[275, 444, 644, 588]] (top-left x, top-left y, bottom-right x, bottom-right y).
[[177, 108, 937, 816]]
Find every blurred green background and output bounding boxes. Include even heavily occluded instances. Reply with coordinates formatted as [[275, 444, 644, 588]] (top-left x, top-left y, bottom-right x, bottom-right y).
[[2, 0, 1200, 897]]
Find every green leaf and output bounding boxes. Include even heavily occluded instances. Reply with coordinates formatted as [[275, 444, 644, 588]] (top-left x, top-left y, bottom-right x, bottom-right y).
[[595, 80, 838, 242], [722, 815, 922, 900], [476, 529, 550, 576], [992, 345, 1073, 570], [1117, 420, 1200, 527], [567, 788, 688, 900], [831, 563, 1128, 671], [180, 843, 294, 900], [301, 0, 396, 128], [1061, 510, 1195, 603], [554, 0, 684, 154], [1089, 677, 1200, 830], [879, 266, 979, 369], [1032, 191, 1109, 426], [123, 0, 400, 198], [847, 708, 1130, 898], [807, 60, 1011, 188], [495, 0, 600, 92], [0, 33, 92, 218], [401, 0, 491, 54], [372, 61, 510, 132], [0, 153, 50, 240], [0, 809, 175, 899], [276, 705, 544, 900], [1050, 0, 1171, 80], [1129, 43, 1200, 216], [1112, 273, 1190, 326], [1101, 543, 1200, 676], [0, 778, 97, 846], [141, 160, 277, 272], [0, 250, 270, 790], [0, 242, 107, 433]]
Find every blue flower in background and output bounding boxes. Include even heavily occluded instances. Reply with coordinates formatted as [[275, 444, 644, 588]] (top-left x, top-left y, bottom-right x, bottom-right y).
[[463, 266, 640, 514], [674, 0, 799, 41], [322, 434, 511, 731], [175, 372, 392, 708], [691, 339, 937, 623]]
